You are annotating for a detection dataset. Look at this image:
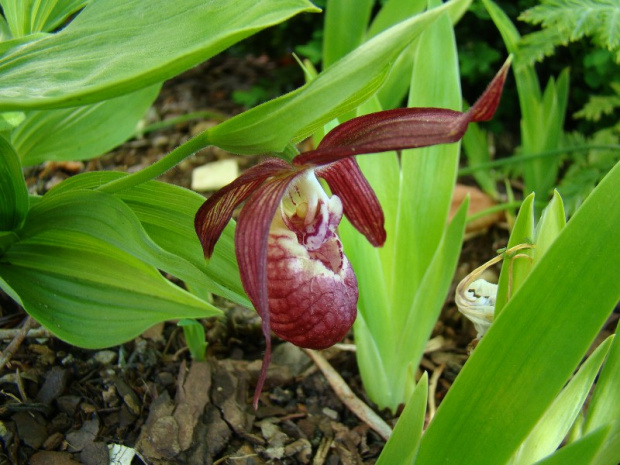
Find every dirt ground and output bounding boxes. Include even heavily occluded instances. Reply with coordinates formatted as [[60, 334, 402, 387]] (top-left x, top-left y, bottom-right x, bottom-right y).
[[3, 54, 614, 465]]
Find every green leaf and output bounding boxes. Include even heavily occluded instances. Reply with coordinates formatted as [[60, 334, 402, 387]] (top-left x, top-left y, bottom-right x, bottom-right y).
[[0, 0, 90, 36], [20, 189, 214, 295], [0, 112, 25, 132], [534, 190, 566, 258], [0, 230, 220, 349], [46, 172, 248, 307], [205, 0, 472, 155], [415, 160, 620, 464], [462, 120, 498, 197], [495, 193, 535, 315], [178, 319, 207, 362], [322, 0, 375, 69], [0, 0, 319, 110], [585, 325, 620, 465], [533, 427, 611, 465], [376, 372, 428, 465], [12, 84, 161, 165], [0, 136, 28, 231], [510, 337, 613, 465]]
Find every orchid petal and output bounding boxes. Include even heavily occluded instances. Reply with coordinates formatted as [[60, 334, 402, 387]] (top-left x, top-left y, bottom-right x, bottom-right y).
[[234, 169, 301, 409], [316, 158, 386, 247], [194, 158, 289, 258], [292, 57, 511, 167]]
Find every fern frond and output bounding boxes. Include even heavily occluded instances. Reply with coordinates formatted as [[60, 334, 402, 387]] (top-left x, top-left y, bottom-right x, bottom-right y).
[[519, 28, 566, 64], [519, 0, 620, 63], [574, 82, 620, 121]]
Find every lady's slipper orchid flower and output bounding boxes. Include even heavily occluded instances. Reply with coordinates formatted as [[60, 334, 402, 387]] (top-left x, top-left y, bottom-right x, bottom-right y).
[[195, 59, 511, 409]]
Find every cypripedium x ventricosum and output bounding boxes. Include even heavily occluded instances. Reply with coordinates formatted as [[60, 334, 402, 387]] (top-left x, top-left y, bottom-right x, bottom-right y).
[[195, 59, 511, 409]]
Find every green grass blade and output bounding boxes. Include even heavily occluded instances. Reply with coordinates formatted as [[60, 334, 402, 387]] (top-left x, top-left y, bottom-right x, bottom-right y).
[[415, 160, 620, 464]]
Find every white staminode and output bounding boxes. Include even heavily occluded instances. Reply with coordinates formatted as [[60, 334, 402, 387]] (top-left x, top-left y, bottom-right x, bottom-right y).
[[456, 278, 497, 338], [277, 171, 343, 251]]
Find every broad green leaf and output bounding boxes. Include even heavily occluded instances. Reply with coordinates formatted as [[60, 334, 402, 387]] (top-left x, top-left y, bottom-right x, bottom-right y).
[[376, 372, 428, 465], [12, 84, 161, 165], [533, 427, 611, 465], [0, 230, 220, 348], [0, 0, 319, 110], [495, 193, 535, 315], [46, 172, 248, 307], [205, 0, 471, 155], [0, 137, 28, 231], [0, 0, 89, 36], [0, 32, 50, 55], [415, 161, 620, 464], [510, 337, 613, 465], [322, 0, 374, 69], [20, 189, 216, 298]]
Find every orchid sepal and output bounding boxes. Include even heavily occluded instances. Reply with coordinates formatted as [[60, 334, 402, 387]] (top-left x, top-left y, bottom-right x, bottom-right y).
[[194, 58, 512, 410]]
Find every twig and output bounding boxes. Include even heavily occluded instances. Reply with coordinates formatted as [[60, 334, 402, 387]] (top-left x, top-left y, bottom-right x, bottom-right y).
[[303, 348, 392, 441], [0, 327, 51, 340], [428, 363, 445, 422], [0, 317, 34, 371]]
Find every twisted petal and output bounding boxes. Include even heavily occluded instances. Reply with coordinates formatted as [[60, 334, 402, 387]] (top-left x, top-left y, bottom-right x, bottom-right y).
[[316, 157, 386, 247], [292, 57, 511, 167], [234, 169, 301, 409], [194, 157, 290, 258]]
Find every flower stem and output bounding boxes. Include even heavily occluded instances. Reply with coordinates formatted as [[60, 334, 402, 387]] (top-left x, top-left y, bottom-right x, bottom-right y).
[[97, 133, 210, 194]]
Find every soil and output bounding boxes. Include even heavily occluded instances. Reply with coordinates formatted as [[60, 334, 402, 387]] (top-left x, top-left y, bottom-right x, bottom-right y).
[[2, 54, 616, 465]]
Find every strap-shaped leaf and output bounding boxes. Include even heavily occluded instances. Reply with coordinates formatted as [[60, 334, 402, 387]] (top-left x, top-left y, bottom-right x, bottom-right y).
[[206, 0, 472, 155], [415, 161, 620, 464], [0, 0, 318, 110]]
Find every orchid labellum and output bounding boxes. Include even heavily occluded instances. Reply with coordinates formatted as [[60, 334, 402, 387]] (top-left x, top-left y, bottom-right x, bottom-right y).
[[195, 59, 510, 409]]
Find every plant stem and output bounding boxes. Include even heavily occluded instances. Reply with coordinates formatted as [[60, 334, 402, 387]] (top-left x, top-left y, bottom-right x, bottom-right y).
[[135, 110, 228, 136], [97, 133, 210, 194], [459, 144, 620, 176]]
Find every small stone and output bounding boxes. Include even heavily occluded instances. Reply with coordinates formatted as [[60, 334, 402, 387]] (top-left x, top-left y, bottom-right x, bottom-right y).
[[322, 407, 339, 420], [92, 350, 117, 365], [191, 159, 239, 191]]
